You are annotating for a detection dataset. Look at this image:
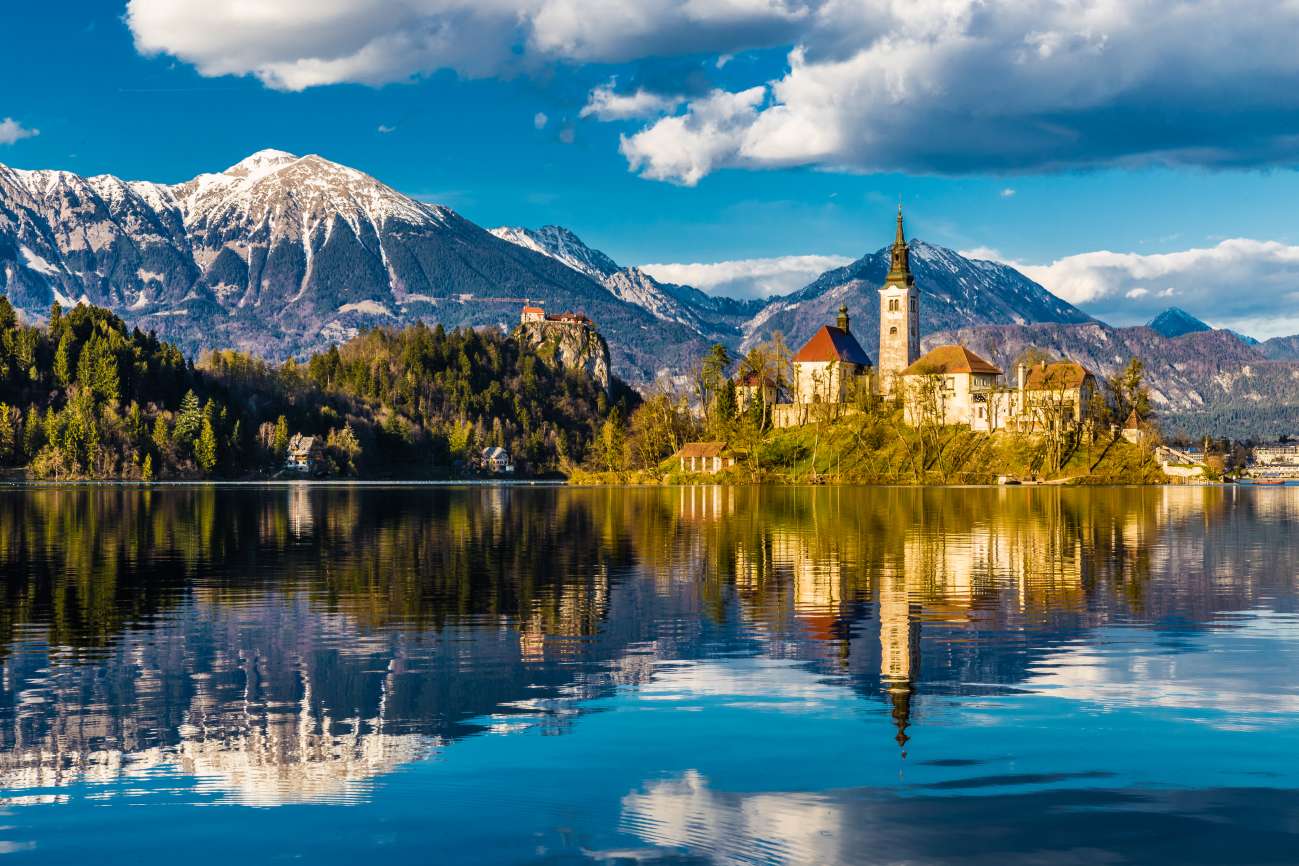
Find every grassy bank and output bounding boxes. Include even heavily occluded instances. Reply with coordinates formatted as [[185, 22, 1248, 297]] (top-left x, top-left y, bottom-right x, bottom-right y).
[[571, 409, 1169, 486]]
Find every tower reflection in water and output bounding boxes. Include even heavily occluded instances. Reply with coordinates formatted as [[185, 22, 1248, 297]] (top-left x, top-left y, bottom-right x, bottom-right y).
[[0, 485, 1293, 808]]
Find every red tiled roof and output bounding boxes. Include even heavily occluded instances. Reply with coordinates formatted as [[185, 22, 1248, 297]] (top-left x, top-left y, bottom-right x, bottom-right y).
[[793, 326, 872, 366], [522, 305, 545, 314], [903, 345, 1002, 376]]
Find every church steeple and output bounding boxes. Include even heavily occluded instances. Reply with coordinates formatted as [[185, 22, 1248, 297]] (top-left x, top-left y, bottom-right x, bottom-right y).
[[886, 204, 914, 286], [877, 203, 920, 394]]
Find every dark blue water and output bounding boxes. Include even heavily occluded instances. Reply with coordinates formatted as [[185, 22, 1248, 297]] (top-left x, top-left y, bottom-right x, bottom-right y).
[[1, 485, 1298, 864]]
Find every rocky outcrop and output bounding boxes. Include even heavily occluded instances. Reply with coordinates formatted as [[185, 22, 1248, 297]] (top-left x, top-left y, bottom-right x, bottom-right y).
[[516, 319, 611, 393]]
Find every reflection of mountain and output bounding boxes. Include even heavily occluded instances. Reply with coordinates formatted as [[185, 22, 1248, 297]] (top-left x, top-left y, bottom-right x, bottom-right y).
[[1, 485, 1297, 803]]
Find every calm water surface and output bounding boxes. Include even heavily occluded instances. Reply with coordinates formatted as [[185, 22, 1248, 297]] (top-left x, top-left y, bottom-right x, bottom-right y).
[[2, 484, 1298, 864]]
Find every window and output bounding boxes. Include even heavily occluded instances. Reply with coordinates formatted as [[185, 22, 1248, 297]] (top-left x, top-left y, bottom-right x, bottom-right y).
[[888, 298, 899, 312], [890, 326, 898, 335], [944, 377, 955, 391]]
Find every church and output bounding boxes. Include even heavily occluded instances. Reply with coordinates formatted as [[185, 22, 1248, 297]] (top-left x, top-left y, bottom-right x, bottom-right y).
[[770, 207, 1096, 433]]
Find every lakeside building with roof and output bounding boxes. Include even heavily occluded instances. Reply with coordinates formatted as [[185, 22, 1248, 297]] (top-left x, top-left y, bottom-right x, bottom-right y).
[[767, 206, 1101, 434]]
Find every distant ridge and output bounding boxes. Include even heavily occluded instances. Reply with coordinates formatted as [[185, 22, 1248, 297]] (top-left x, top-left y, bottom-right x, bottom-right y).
[[1147, 307, 1212, 338]]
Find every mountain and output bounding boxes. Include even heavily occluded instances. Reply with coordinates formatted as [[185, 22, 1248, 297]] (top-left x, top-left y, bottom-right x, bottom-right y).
[[744, 241, 1093, 358], [0, 151, 714, 383], [490, 224, 761, 340], [1147, 307, 1212, 338], [1259, 334, 1299, 361], [925, 321, 1299, 439]]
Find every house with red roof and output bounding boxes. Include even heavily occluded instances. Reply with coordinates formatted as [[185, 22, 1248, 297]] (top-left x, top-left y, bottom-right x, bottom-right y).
[[789, 305, 873, 406]]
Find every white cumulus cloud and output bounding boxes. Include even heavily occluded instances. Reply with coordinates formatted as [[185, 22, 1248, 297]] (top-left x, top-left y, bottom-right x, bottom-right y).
[[125, 1, 1299, 181], [617, 1, 1299, 182], [640, 252, 852, 299], [580, 80, 682, 121], [0, 118, 38, 145], [125, 0, 808, 90], [986, 239, 1299, 339]]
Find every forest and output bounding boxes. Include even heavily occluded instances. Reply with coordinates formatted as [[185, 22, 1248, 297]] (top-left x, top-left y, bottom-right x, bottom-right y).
[[0, 299, 634, 479]]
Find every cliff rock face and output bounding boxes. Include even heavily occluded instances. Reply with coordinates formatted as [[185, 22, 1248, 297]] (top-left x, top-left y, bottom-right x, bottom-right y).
[[516, 319, 611, 393]]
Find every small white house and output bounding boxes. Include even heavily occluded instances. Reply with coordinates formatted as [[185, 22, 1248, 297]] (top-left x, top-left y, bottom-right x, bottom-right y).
[[480, 446, 514, 474]]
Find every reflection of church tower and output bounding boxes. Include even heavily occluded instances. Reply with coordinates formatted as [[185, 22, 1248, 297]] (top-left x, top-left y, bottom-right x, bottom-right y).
[[877, 205, 920, 395], [879, 573, 917, 750]]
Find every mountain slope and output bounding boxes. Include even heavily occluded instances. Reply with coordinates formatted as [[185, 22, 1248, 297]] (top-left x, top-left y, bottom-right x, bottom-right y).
[[745, 241, 1093, 356], [1147, 307, 1212, 338], [0, 152, 713, 383], [490, 223, 761, 339]]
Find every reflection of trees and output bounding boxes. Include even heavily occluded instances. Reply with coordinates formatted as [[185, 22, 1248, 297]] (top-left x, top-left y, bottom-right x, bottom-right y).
[[0, 484, 1294, 800]]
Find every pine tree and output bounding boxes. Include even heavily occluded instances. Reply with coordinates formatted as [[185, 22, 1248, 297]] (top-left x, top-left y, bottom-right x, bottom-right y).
[[0, 404, 13, 464], [22, 405, 43, 460], [141, 452, 154, 481], [272, 415, 290, 458], [54, 331, 75, 387], [173, 390, 203, 446], [196, 417, 218, 473], [152, 414, 171, 454]]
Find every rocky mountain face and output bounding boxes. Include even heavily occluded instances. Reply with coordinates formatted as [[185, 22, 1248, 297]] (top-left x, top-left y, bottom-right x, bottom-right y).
[[0, 151, 714, 384], [516, 319, 612, 393], [926, 322, 1299, 439], [1147, 307, 1211, 338], [490, 223, 761, 341], [744, 241, 1093, 358]]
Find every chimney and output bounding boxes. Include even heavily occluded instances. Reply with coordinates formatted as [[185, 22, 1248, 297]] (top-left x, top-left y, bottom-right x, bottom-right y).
[[837, 304, 850, 334]]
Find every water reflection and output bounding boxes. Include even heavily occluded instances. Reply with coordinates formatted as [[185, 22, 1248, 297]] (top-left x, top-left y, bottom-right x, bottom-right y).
[[0, 485, 1297, 858]]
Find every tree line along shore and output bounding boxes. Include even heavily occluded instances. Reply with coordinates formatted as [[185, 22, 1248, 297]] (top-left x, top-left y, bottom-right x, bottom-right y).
[[0, 298, 1212, 485]]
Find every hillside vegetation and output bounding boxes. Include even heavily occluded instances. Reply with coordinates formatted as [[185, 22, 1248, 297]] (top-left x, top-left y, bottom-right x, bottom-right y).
[[0, 300, 632, 480]]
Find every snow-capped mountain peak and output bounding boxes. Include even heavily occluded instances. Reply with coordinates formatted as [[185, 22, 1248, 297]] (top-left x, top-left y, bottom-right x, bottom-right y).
[[489, 225, 619, 281], [222, 149, 302, 179]]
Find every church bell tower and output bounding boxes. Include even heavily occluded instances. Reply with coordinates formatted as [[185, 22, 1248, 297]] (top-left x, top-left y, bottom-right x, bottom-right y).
[[878, 205, 920, 394]]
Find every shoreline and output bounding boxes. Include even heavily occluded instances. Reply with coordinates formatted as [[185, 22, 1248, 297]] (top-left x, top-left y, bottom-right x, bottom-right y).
[[0, 478, 1261, 489]]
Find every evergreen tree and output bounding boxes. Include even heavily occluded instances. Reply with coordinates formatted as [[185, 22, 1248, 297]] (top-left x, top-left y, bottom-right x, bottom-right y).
[[141, 452, 154, 481], [22, 406, 43, 460], [152, 414, 171, 454], [196, 417, 219, 473], [272, 415, 290, 458], [0, 404, 13, 463], [53, 331, 75, 387], [173, 390, 203, 446]]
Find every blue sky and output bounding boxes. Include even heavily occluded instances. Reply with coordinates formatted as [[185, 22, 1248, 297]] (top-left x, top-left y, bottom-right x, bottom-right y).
[[4, 1, 1299, 335]]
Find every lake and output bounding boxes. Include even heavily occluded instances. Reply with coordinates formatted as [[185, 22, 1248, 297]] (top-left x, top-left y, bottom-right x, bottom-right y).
[[1, 484, 1298, 864]]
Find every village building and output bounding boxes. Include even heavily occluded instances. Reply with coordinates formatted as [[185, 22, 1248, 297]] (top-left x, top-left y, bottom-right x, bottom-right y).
[[791, 305, 873, 402], [1121, 410, 1151, 444], [735, 370, 783, 412], [479, 446, 514, 474], [878, 205, 921, 395], [285, 434, 325, 474], [676, 441, 736, 474], [1017, 360, 1098, 432], [900, 345, 1004, 430], [519, 306, 593, 328]]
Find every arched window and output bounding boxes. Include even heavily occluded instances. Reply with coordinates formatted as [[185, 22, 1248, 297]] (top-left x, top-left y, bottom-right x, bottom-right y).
[[890, 326, 898, 336]]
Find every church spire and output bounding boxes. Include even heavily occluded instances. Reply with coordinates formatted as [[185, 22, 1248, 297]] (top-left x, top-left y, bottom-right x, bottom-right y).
[[887, 203, 914, 286]]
